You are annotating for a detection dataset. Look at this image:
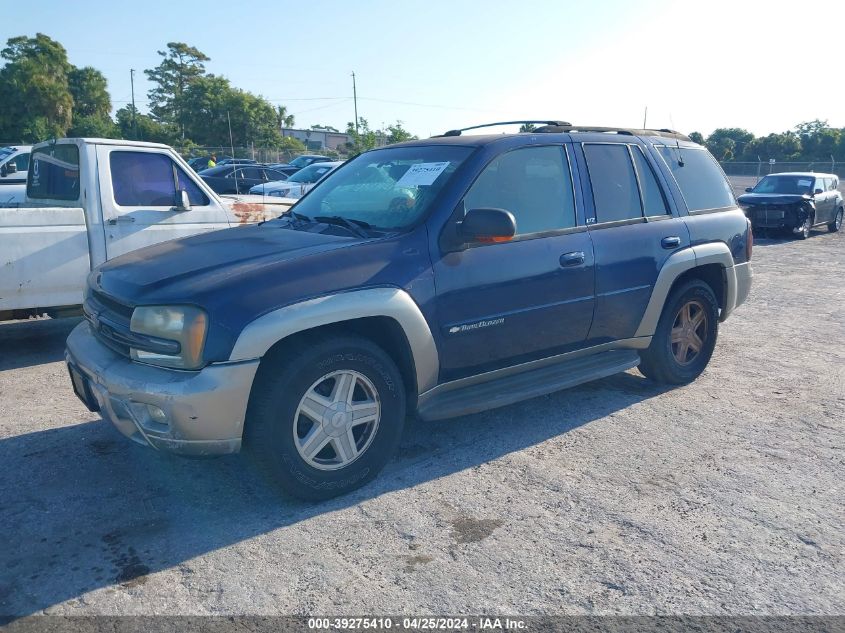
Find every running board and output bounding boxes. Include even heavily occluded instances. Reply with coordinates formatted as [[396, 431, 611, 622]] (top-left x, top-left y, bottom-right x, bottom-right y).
[[417, 349, 641, 421]]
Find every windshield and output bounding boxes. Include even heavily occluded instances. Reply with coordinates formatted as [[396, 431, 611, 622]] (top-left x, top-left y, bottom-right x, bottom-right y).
[[752, 175, 816, 195], [288, 163, 335, 184], [292, 145, 473, 230]]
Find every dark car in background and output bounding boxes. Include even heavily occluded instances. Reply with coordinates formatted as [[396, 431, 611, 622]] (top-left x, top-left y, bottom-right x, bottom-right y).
[[199, 164, 289, 194], [269, 154, 332, 177], [738, 172, 843, 238]]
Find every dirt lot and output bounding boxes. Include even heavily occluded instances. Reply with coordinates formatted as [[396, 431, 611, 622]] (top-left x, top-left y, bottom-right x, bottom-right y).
[[0, 228, 843, 617]]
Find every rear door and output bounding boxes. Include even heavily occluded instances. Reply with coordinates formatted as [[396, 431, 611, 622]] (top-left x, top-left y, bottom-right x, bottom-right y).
[[579, 142, 689, 343], [97, 146, 230, 260], [817, 177, 834, 223], [433, 144, 595, 380]]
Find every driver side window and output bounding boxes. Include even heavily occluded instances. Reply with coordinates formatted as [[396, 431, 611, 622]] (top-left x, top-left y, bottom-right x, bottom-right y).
[[110, 151, 208, 207], [463, 145, 575, 236]]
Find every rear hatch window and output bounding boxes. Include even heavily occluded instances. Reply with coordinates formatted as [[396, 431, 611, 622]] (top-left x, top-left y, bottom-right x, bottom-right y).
[[27, 144, 81, 201]]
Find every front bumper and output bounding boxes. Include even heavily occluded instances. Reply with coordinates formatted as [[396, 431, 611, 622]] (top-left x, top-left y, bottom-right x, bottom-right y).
[[65, 322, 259, 456], [744, 205, 807, 231]]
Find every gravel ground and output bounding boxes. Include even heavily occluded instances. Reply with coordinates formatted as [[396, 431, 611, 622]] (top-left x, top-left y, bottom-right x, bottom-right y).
[[0, 227, 843, 618]]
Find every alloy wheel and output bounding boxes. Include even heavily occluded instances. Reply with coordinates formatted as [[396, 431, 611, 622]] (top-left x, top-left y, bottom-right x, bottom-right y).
[[293, 370, 381, 471], [670, 300, 708, 365]]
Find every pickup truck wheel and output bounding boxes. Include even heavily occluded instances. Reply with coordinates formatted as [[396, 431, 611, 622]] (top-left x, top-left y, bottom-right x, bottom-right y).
[[638, 280, 719, 385], [243, 335, 406, 500], [829, 207, 843, 232]]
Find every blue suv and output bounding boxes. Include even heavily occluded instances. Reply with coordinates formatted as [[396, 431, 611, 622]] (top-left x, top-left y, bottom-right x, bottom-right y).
[[66, 122, 753, 499]]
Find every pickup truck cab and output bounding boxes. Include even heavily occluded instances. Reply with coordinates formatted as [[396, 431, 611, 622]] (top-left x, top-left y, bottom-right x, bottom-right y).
[[65, 123, 753, 500], [0, 138, 293, 321]]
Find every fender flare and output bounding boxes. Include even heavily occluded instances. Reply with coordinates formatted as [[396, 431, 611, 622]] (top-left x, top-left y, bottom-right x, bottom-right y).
[[634, 242, 736, 338], [228, 287, 440, 393]]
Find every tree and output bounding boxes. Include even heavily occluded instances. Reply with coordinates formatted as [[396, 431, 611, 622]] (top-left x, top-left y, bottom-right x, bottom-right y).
[[706, 128, 754, 161], [519, 123, 536, 133], [688, 131, 705, 145], [386, 121, 416, 144], [744, 132, 801, 161], [344, 118, 378, 155], [116, 105, 174, 143], [276, 105, 295, 130], [68, 66, 110, 118], [145, 42, 210, 139], [794, 119, 827, 137], [0, 33, 73, 142], [311, 124, 339, 133]]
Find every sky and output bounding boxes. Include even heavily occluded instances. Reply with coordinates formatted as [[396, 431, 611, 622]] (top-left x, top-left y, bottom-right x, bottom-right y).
[[3, 0, 844, 139]]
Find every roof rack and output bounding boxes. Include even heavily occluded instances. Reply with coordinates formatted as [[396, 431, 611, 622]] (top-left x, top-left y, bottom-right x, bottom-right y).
[[532, 125, 691, 142], [436, 120, 572, 137], [434, 122, 691, 143]]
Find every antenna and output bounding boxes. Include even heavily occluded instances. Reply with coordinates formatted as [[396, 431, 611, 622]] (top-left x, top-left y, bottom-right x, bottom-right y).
[[227, 111, 241, 191], [643, 106, 647, 129], [130, 69, 138, 140], [351, 71, 359, 136]]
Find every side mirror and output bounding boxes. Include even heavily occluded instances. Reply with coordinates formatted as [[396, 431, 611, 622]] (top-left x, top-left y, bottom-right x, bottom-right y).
[[459, 208, 516, 243], [175, 189, 192, 212], [745, 187, 753, 193], [814, 188, 824, 195]]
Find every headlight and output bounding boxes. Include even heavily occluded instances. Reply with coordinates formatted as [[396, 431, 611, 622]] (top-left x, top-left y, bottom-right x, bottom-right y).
[[129, 305, 208, 369]]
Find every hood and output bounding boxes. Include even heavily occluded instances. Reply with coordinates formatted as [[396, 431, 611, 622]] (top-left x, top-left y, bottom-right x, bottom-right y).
[[737, 193, 811, 205], [95, 222, 358, 301]]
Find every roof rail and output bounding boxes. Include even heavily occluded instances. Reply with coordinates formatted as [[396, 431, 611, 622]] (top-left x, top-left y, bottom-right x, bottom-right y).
[[533, 125, 691, 142], [435, 120, 572, 137]]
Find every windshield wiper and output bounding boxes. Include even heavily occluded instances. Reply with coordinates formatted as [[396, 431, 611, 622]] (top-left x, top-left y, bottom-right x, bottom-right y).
[[313, 215, 372, 238]]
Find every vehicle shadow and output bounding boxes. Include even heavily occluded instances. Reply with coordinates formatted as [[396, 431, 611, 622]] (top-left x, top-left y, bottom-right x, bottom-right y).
[[0, 370, 670, 617], [0, 317, 82, 372]]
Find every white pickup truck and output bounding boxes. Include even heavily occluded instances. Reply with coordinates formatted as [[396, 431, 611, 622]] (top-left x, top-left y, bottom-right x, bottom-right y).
[[0, 137, 293, 321]]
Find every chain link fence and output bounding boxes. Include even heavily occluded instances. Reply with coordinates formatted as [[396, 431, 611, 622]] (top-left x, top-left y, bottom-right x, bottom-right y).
[[720, 161, 843, 182]]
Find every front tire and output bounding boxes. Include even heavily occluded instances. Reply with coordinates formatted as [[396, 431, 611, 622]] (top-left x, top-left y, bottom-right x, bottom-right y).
[[638, 280, 719, 385], [796, 213, 813, 239], [243, 335, 406, 500], [829, 207, 843, 232]]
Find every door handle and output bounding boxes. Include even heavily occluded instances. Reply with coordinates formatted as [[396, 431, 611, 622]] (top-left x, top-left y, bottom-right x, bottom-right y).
[[107, 216, 136, 225], [560, 251, 585, 267], [661, 236, 681, 249]]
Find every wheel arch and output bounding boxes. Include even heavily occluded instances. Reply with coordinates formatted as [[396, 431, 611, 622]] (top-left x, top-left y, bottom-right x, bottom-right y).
[[229, 287, 439, 397], [635, 242, 736, 337]]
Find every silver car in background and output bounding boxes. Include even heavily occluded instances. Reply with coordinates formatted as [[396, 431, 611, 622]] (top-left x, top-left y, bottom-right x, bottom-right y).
[[250, 161, 342, 198]]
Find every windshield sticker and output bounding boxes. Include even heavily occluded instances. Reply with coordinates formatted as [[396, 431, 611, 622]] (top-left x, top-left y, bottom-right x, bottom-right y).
[[797, 179, 812, 187], [395, 162, 450, 187]]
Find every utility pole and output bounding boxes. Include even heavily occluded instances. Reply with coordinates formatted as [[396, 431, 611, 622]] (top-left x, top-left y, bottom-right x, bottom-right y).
[[351, 71, 359, 135], [130, 69, 138, 140]]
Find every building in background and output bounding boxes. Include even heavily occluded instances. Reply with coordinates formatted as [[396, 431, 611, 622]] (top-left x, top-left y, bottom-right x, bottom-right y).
[[282, 127, 352, 151]]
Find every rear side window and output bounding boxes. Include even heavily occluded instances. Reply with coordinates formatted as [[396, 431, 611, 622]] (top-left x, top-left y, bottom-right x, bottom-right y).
[[111, 151, 208, 207], [583, 144, 642, 223], [464, 145, 576, 235], [657, 146, 734, 212], [631, 146, 669, 216], [28, 144, 80, 201]]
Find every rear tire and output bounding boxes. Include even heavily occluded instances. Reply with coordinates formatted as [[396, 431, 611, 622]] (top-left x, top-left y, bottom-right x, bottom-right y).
[[638, 280, 719, 385], [243, 335, 406, 500], [829, 207, 843, 232]]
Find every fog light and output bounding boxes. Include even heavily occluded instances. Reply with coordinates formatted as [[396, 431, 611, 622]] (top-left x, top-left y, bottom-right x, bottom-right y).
[[146, 405, 168, 424]]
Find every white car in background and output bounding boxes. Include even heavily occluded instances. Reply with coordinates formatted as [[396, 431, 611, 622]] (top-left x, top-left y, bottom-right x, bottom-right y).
[[250, 161, 342, 198], [0, 145, 32, 185]]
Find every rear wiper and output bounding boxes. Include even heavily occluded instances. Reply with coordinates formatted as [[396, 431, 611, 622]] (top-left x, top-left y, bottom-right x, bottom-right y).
[[313, 215, 372, 238]]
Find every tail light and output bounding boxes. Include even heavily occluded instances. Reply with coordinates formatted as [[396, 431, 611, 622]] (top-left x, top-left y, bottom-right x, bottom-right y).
[[746, 219, 753, 260]]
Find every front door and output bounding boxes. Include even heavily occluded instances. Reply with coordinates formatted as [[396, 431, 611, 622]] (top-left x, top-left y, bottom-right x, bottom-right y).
[[433, 144, 595, 381], [97, 146, 230, 260]]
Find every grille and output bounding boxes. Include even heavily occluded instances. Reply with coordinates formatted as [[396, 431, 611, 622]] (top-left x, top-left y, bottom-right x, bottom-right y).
[[84, 290, 134, 357]]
